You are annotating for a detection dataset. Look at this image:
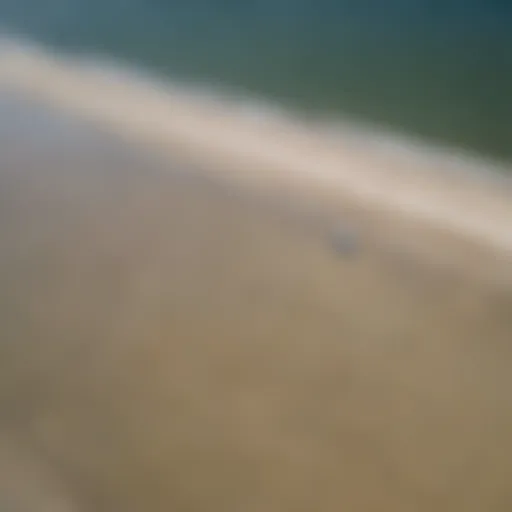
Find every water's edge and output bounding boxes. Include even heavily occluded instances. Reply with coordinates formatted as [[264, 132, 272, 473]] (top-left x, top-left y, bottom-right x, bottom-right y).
[[1, 39, 511, 257]]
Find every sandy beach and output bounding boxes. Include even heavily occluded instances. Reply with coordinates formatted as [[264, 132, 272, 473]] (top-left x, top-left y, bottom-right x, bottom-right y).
[[0, 64, 512, 511]]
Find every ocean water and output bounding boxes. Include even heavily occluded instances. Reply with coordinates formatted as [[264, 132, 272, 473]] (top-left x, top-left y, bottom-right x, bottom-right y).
[[0, 0, 511, 162]]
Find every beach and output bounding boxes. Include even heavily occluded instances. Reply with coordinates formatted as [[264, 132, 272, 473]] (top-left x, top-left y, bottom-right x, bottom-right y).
[[0, 79, 511, 511]]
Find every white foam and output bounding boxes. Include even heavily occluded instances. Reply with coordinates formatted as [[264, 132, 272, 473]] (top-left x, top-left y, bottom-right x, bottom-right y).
[[0, 37, 511, 253]]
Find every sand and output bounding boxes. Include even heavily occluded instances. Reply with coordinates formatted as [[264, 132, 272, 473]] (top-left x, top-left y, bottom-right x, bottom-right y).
[[0, 77, 512, 509]]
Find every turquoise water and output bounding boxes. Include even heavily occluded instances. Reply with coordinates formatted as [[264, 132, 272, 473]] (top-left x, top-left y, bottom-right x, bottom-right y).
[[1, 1, 511, 161]]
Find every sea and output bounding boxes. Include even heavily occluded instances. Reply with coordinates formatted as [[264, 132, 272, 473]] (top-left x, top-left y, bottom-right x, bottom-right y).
[[0, 0, 511, 164]]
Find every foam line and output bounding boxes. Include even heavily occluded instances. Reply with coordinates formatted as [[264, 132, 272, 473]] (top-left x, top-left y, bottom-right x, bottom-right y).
[[0, 38, 511, 253]]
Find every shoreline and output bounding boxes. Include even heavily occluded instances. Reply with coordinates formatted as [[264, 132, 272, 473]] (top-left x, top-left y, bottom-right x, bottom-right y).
[[0, 40, 511, 261]]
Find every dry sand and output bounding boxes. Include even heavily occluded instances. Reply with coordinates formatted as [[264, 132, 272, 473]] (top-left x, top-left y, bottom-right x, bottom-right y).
[[0, 79, 512, 509]]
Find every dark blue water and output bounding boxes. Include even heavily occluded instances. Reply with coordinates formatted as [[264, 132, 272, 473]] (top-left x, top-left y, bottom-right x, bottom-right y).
[[1, 1, 511, 161]]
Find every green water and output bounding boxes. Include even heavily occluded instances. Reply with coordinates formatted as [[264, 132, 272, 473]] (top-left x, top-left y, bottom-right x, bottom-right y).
[[1, 1, 511, 161]]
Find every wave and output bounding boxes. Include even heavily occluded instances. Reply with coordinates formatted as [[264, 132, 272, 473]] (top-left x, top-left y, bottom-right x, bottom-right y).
[[0, 36, 511, 254]]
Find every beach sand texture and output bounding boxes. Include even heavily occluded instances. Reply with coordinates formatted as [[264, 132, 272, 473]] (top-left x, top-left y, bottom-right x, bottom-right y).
[[0, 74, 511, 510]]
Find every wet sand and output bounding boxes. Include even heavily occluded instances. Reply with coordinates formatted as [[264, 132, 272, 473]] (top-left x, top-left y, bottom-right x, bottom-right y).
[[0, 97, 512, 511]]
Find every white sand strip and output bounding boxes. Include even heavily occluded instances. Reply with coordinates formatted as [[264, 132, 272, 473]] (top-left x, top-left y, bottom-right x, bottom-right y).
[[0, 40, 510, 253]]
